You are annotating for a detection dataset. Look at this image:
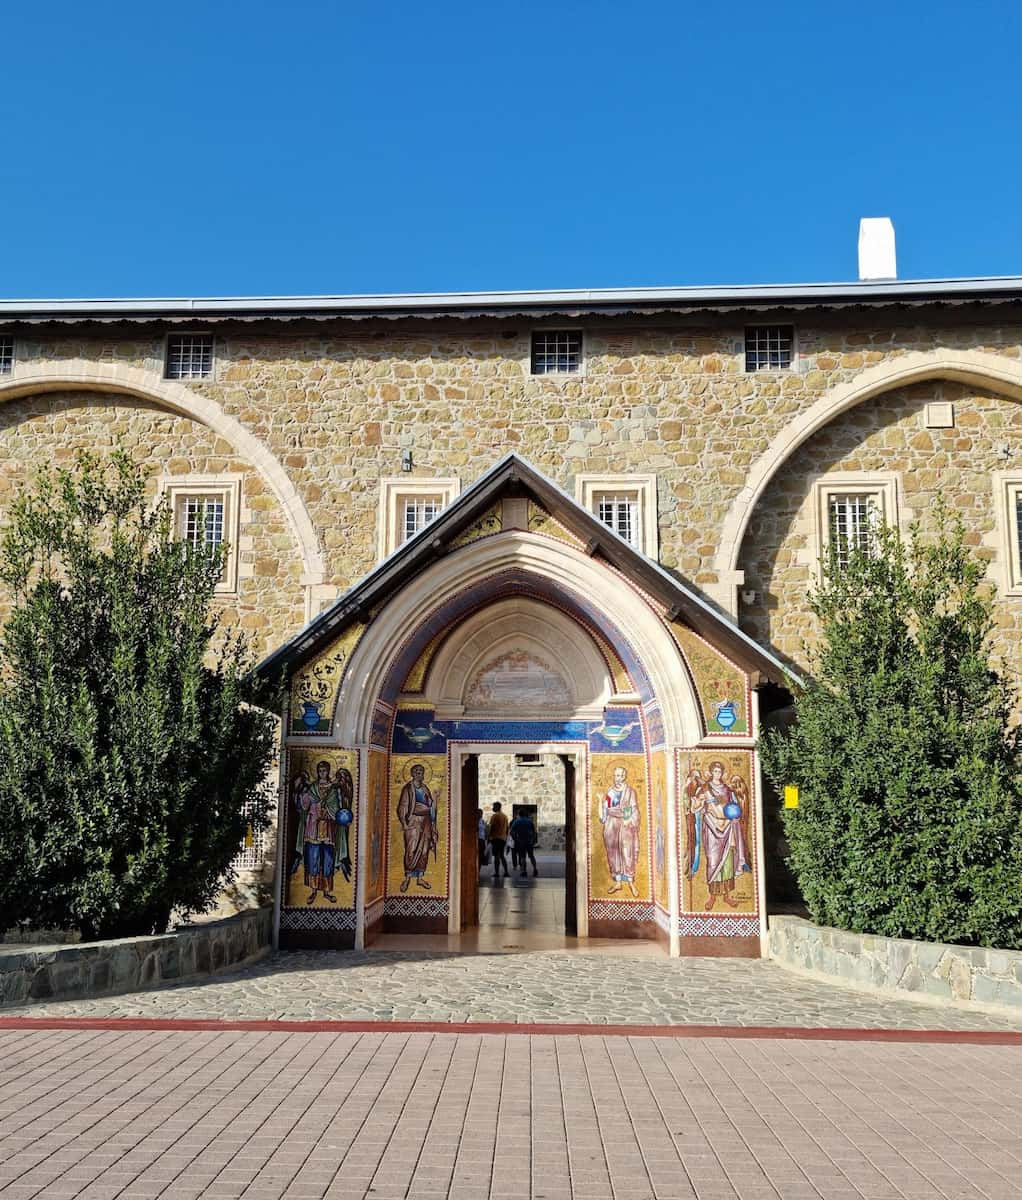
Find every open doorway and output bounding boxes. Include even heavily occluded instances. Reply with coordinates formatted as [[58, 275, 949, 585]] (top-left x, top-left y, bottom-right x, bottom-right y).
[[459, 749, 578, 938]]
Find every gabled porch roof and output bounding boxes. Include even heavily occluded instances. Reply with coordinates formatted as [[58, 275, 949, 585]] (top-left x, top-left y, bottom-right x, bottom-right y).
[[256, 454, 795, 686]]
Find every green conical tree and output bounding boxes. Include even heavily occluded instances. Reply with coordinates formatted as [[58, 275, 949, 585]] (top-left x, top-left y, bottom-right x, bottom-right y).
[[760, 504, 1022, 947], [0, 451, 279, 940]]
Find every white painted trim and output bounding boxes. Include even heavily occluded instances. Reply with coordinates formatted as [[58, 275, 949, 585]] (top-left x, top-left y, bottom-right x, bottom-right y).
[[575, 473, 659, 559], [156, 473, 243, 594], [800, 472, 901, 581], [992, 471, 1022, 596], [376, 476, 461, 561]]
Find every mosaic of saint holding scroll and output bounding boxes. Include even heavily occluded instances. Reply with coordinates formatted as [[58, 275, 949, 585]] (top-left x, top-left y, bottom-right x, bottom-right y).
[[397, 762, 438, 891], [599, 765, 641, 897], [291, 761, 354, 905], [684, 760, 751, 909]]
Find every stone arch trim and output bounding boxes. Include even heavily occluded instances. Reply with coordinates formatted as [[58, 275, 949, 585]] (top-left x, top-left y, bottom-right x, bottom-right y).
[[0, 359, 326, 586], [334, 532, 704, 747], [713, 348, 1022, 608]]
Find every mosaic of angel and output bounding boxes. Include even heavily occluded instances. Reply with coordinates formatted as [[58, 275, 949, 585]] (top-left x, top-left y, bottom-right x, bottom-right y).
[[684, 760, 751, 910], [291, 760, 354, 905]]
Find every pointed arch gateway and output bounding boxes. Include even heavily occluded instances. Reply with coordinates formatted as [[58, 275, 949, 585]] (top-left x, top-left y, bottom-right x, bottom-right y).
[[263, 455, 789, 959]]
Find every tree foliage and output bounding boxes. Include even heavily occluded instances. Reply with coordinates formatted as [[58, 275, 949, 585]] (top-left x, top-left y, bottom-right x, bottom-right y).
[[0, 451, 280, 940], [760, 505, 1022, 948]]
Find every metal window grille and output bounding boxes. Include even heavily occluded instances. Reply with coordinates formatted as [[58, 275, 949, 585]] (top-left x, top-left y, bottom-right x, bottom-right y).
[[166, 334, 213, 379], [181, 495, 225, 552], [596, 493, 639, 548], [531, 330, 582, 374], [745, 326, 794, 372], [402, 496, 441, 542], [0, 336, 12, 375], [232, 797, 265, 870], [828, 493, 878, 569]]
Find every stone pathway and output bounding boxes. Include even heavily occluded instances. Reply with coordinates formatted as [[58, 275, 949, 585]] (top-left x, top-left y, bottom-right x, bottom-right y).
[[6, 947, 1022, 1030], [3, 1027, 1022, 1199]]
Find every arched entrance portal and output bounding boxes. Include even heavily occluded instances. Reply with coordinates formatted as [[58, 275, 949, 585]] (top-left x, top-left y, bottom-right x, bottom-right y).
[[270, 454, 783, 959]]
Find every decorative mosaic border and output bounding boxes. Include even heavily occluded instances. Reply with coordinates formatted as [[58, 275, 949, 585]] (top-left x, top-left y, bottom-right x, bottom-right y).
[[280, 908, 357, 931], [383, 896, 448, 918], [588, 901, 655, 922], [678, 915, 759, 938]]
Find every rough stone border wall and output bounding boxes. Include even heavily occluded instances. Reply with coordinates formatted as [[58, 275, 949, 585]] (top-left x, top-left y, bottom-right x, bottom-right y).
[[769, 914, 1022, 1014], [0, 906, 272, 1009]]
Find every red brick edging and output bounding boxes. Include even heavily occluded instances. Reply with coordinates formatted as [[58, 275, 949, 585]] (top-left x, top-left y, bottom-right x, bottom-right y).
[[1, 1016, 1020, 1044]]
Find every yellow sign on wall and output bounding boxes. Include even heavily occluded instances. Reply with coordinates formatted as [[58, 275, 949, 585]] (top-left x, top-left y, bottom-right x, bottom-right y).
[[783, 785, 800, 809]]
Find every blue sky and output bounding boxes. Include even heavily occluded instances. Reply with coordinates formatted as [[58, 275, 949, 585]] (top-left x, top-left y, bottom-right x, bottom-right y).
[[3, 0, 1020, 297]]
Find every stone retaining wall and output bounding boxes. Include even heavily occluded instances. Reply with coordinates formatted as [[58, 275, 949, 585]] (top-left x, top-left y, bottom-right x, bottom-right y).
[[769, 914, 1022, 1013], [0, 906, 272, 1009]]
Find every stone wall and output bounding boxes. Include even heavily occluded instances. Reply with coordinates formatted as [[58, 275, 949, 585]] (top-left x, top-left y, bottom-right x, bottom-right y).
[[5, 320, 1022, 673], [769, 914, 1022, 1014], [477, 753, 566, 848], [0, 389, 307, 658], [738, 380, 1022, 669], [0, 906, 272, 1009]]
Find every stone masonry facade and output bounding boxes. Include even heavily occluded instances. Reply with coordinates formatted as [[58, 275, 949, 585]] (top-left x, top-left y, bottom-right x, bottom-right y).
[[3, 315, 1022, 676], [3, 300, 1022, 911]]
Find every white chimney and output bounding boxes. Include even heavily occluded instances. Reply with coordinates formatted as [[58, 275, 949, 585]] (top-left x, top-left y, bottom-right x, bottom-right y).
[[858, 217, 897, 280]]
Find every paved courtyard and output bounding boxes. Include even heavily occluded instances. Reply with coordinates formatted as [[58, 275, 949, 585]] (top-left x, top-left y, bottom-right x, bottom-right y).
[[2, 1026, 1022, 1200], [6, 945, 1022, 1031]]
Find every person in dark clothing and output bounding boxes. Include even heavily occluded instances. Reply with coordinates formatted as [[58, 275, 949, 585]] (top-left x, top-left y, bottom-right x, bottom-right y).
[[509, 812, 538, 878], [477, 806, 488, 876], [488, 802, 510, 879]]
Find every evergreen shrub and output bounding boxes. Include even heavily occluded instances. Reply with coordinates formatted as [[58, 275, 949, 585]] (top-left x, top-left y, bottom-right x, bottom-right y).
[[0, 451, 280, 940], [760, 505, 1022, 948]]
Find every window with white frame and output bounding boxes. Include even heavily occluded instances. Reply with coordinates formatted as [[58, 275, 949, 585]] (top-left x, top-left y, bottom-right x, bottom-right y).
[[596, 492, 639, 548], [531, 330, 583, 375], [745, 325, 794, 372], [575, 474, 658, 558], [808, 474, 899, 575], [402, 495, 443, 542], [158, 474, 242, 593], [0, 335, 13, 375], [378, 477, 460, 560], [993, 473, 1022, 596], [165, 333, 214, 380]]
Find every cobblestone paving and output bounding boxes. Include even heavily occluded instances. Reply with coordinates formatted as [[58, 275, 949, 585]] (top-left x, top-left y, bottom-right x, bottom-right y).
[[7, 949, 1022, 1030], [3, 1027, 1022, 1200]]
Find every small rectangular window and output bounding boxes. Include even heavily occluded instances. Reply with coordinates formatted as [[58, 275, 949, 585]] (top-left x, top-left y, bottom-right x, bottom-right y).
[[0, 335, 13, 375], [595, 492, 640, 549], [179, 495, 226, 553], [402, 496, 442, 542], [745, 325, 794, 372], [827, 493, 878, 569], [166, 333, 214, 380], [531, 330, 582, 375], [232, 796, 265, 871]]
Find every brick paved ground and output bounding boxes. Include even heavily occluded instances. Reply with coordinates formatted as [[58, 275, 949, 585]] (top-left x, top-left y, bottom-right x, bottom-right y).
[[2, 1027, 1022, 1200], [6, 948, 1022, 1031]]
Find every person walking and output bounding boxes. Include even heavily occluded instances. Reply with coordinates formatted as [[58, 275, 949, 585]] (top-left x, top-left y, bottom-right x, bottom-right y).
[[477, 806, 489, 877], [488, 802, 509, 879], [510, 811, 538, 878]]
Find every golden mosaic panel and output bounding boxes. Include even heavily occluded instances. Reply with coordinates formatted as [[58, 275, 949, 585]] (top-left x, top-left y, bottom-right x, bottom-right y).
[[589, 752, 651, 902], [364, 749, 388, 905], [650, 751, 669, 912], [448, 503, 502, 550], [285, 749, 357, 910], [386, 753, 448, 899], [290, 622, 367, 734], [678, 749, 756, 916], [670, 621, 750, 735], [527, 501, 584, 549]]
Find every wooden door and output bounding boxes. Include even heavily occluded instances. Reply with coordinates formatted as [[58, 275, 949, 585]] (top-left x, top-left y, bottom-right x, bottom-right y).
[[561, 754, 577, 935], [460, 754, 479, 930]]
